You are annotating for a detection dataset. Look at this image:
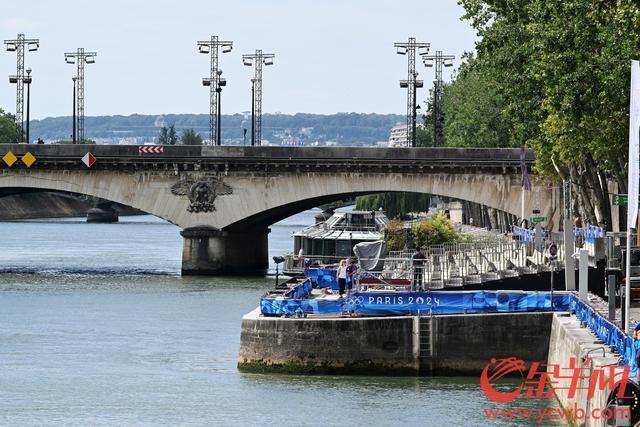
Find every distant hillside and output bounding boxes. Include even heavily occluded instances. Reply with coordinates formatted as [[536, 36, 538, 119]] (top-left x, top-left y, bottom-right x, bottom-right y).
[[29, 113, 405, 146]]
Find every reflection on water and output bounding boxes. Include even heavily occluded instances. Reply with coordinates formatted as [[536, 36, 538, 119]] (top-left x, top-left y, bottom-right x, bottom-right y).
[[0, 213, 565, 426]]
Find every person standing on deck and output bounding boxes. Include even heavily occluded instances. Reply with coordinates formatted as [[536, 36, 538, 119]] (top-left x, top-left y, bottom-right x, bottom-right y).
[[412, 247, 426, 291], [336, 259, 348, 297], [297, 248, 304, 267]]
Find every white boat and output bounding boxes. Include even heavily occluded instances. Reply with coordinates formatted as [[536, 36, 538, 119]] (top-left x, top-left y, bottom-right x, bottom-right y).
[[283, 209, 389, 275]]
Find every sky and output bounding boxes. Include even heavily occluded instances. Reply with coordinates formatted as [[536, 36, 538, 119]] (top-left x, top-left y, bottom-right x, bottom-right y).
[[0, 0, 477, 119]]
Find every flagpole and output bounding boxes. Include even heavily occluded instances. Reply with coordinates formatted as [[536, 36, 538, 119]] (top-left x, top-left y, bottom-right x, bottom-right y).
[[626, 228, 632, 333], [625, 60, 640, 334], [521, 187, 525, 225]]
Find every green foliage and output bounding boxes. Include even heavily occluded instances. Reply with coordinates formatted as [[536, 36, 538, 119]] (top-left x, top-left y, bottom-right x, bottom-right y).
[[355, 192, 430, 219], [442, 61, 513, 148], [383, 219, 407, 252], [167, 124, 177, 145], [0, 108, 20, 143], [453, 0, 640, 228], [157, 124, 177, 145], [412, 213, 460, 247], [158, 126, 168, 145], [180, 128, 203, 145]]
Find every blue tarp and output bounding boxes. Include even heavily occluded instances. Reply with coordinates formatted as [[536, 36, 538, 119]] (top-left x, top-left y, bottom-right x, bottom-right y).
[[305, 265, 341, 290], [284, 278, 313, 299]]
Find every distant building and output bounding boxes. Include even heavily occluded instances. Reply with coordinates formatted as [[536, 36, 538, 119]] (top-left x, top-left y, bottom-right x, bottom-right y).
[[387, 123, 425, 147], [388, 124, 409, 147]]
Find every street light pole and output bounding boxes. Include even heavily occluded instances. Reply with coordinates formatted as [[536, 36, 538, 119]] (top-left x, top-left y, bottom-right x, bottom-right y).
[[197, 36, 233, 145], [214, 70, 226, 146], [25, 68, 32, 144], [72, 77, 77, 144], [251, 78, 256, 146], [394, 37, 430, 147], [412, 73, 417, 146], [243, 50, 275, 146], [4, 34, 39, 142]]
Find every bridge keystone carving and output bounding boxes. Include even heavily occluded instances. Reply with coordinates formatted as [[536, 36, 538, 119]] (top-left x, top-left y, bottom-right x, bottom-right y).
[[170, 176, 233, 213]]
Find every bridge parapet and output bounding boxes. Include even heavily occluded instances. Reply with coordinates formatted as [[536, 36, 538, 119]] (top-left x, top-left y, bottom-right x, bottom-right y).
[[0, 144, 535, 174]]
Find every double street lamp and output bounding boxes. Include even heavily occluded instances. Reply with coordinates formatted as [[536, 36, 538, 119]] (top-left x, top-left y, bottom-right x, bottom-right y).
[[400, 72, 423, 147], [202, 70, 227, 146]]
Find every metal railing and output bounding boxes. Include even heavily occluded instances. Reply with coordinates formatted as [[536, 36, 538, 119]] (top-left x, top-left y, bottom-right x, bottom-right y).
[[285, 233, 571, 290]]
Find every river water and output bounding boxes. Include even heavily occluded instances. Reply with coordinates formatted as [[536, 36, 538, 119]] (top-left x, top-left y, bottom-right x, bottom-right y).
[[0, 212, 564, 426]]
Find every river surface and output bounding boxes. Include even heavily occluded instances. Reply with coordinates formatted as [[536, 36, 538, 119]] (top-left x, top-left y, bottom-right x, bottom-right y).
[[0, 212, 564, 426]]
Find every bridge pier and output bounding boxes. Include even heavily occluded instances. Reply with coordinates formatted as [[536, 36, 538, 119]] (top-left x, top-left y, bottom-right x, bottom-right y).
[[180, 226, 269, 275]]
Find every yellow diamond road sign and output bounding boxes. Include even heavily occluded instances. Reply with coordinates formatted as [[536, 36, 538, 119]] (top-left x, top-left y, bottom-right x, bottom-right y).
[[22, 152, 36, 167], [2, 151, 17, 167]]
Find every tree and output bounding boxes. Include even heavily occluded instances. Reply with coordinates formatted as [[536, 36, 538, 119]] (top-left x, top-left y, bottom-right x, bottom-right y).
[[412, 213, 460, 247], [383, 219, 408, 252], [157, 126, 168, 145], [157, 124, 177, 145], [355, 192, 431, 219], [0, 109, 20, 143], [454, 0, 640, 230], [167, 124, 177, 145], [180, 128, 203, 145]]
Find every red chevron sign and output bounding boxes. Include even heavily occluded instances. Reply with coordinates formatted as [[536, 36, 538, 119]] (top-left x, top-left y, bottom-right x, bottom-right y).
[[138, 146, 164, 154]]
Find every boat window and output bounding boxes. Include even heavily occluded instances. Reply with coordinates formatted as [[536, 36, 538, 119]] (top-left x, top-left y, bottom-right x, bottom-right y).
[[336, 240, 352, 257]]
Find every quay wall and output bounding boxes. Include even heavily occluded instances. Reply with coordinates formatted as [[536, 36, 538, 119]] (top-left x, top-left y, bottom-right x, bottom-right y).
[[238, 309, 553, 375], [547, 313, 626, 427], [426, 312, 553, 375], [238, 309, 418, 374]]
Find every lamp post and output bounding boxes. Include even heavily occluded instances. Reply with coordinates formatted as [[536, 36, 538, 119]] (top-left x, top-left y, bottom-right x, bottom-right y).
[[72, 77, 77, 144], [24, 68, 32, 144], [217, 71, 227, 146], [202, 70, 226, 146], [197, 36, 233, 145], [251, 78, 256, 146], [64, 48, 97, 144], [4, 34, 39, 142], [243, 50, 275, 146], [423, 51, 455, 147], [399, 72, 423, 147]]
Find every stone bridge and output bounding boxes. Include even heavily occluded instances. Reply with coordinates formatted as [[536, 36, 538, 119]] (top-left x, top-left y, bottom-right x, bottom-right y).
[[0, 144, 556, 275]]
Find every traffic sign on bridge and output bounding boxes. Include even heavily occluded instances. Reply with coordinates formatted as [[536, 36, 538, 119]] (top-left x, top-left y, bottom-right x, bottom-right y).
[[81, 152, 96, 168], [530, 216, 546, 223], [138, 146, 164, 154]]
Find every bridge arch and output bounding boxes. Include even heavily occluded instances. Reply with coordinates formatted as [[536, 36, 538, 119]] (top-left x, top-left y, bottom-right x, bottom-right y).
[[220, 171, 552, 231]]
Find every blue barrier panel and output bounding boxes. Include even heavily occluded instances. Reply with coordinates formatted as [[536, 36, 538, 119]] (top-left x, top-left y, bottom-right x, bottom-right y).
[[305, 265, 339, 290], [284, 278, 313, 299], [260, 298, 343, 316], [571, 296, 636, 375], [260, 290, 574, 317], [344, 291, 574, 316]]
